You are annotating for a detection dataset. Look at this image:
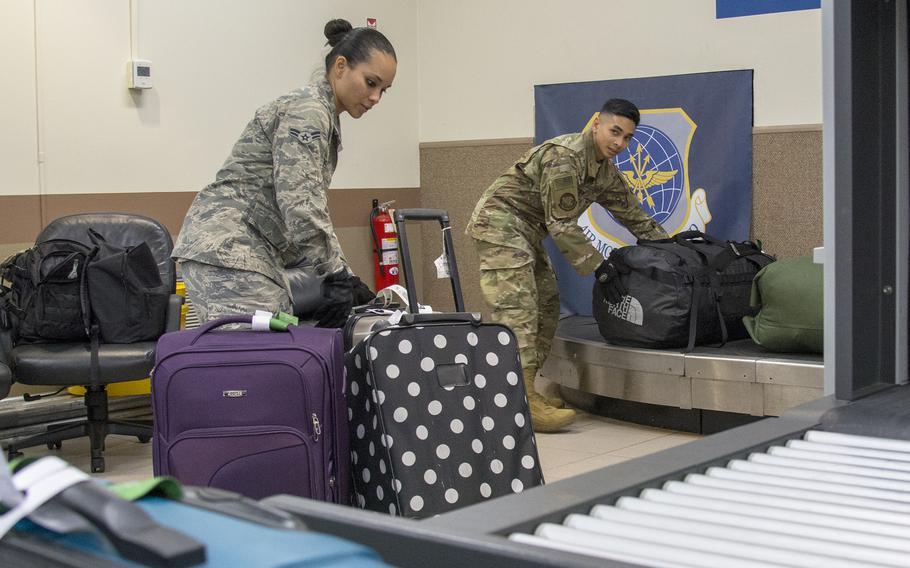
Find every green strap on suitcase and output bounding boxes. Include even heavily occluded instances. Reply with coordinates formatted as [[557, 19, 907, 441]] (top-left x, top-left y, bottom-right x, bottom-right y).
[[743, 256, 823, 353]]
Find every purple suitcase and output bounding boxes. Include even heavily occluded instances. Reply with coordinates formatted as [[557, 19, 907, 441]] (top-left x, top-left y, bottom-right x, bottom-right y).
[[151, 315, 349, 504]]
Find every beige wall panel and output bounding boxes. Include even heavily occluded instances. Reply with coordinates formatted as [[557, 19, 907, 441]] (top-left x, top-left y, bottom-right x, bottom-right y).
[[327, 188, 421, 228], [0, 196, 43, 245], [0, 243, 33, 263], [336, 225, 423, 295], [335, 226, 376, 287], [0, 187, 421, 288], [752, 130, 823, 258], [0, 192, 194, 244], [419, 142, 533, 315], [0, 186, 421, 245], [331, 187, 423, 293], [417, 0, 821, 141], [0, 2, 39, 197], [39, 192, 197, 238], [419, 130, 823, 312]]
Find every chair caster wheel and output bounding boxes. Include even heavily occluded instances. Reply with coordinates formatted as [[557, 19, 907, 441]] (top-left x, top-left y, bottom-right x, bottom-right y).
[[47, 440, 62, 450], [138, 435, 151, 444], [91, 457, 105, 473]]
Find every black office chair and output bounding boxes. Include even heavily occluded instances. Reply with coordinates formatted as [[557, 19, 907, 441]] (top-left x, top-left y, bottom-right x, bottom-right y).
[[1, 213, 183, 473]]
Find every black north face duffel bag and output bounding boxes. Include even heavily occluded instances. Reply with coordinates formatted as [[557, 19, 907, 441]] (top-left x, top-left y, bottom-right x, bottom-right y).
[[592, 231, 775, 351]]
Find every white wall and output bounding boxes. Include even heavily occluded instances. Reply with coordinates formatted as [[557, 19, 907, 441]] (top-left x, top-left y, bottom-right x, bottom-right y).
[[1, 0, 418, 196], [2, 1, 822, 196], [416, 0, 822, 142], [0, 1, 39, 196]]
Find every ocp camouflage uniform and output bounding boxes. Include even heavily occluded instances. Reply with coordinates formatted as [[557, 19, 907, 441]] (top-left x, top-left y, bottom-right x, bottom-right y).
[[173, 71, 348, 320], [467, 129, 667, 430]]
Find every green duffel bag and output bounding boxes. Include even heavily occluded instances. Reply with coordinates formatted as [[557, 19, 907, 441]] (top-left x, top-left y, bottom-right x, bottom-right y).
[[743, 256, 823, 353]]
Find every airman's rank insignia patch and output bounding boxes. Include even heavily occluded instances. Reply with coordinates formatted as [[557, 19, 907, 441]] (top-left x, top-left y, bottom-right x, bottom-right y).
[[289, 127, 321, 145], [550, 174, 579, 219]]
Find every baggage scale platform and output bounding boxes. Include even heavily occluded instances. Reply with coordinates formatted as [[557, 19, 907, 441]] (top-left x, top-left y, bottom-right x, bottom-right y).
[[541, 316, 824, 423]]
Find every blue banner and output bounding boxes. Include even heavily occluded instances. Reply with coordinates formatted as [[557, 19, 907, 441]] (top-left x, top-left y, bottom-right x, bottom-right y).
[[535, 70, 753, 315], [716, 0, 820, 19]]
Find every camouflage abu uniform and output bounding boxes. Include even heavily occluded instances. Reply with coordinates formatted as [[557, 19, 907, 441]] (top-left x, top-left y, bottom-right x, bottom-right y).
[[173, 71, 347, 321], [467, 129, 667, 373]]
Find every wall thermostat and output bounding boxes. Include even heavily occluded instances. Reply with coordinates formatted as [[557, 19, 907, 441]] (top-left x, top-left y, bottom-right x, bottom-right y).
[[129, 59, 152, 89]]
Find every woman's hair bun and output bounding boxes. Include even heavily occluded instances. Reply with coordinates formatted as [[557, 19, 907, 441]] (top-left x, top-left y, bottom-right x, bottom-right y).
[[324, 19, 353, 47]]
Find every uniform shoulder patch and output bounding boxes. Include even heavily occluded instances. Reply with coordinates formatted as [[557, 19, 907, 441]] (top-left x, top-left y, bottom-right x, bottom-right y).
[[289, 127, 322, 145], [549, 173, 579, 220]]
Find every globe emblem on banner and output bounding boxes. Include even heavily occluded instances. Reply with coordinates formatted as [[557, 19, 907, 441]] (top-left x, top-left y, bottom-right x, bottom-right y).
[[578, 107, 713, 258], [613, 126, 683, 225]]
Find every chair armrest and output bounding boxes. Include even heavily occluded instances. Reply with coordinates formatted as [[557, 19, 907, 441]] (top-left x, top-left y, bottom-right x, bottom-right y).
[[0, 365, 10, 400], [0, 328, 13, 399], [165, 294, 184, 333]]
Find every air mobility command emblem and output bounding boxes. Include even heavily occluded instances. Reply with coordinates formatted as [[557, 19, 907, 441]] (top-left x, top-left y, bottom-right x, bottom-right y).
[[578, 108, 713, 258]]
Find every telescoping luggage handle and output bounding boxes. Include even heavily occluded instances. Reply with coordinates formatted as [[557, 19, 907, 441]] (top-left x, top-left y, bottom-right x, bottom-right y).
[[393, 208, 466, 315]]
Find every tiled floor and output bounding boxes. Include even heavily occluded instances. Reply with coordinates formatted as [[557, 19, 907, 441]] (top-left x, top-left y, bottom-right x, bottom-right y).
[[12, 411, 700, 486], [536, 412, 700, 482]]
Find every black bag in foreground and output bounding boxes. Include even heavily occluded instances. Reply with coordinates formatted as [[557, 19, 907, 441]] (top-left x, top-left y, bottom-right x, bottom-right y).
[[593, 231, 775, 350]]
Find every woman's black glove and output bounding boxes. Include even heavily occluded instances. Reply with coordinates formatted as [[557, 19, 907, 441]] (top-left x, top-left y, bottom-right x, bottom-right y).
[[595, 257, 631, 304], [313, 272, 354, 328], [350, 275, 377, 306]]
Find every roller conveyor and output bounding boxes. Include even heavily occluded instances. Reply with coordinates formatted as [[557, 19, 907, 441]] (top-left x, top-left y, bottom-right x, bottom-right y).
[[509, 429, 910, 568], [265, 385, 910, 568]]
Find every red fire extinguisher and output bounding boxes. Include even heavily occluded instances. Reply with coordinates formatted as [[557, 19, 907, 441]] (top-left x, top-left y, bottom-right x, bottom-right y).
[[370, 199, 400, 290]]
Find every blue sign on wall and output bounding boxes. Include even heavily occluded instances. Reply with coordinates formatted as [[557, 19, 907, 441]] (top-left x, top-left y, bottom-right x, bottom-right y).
[[535, 70, 754, 316], [716, 0, 820, 19]]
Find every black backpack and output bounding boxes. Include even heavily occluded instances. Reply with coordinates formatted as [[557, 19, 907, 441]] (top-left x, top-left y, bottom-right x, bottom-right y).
[[0, 239, 94, 342], [0, 229, 169, 344], [593, 231, 775, 351]]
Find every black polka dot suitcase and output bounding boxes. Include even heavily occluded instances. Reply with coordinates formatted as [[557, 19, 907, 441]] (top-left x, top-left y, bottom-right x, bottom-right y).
[[345, 209, 544, 518]]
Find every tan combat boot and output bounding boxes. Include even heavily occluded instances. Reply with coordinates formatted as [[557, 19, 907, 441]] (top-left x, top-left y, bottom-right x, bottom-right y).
[[541, 379, 565, 409], [523, 368, 575, 433]]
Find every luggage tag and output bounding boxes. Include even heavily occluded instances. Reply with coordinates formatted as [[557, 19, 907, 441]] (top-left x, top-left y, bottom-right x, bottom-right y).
[[386, 304, 433, 327], [252, 311, 272, 331], [388, 310, 405, 326], [272, 311, 298, 330], [434, 228, 452, 279], [252, 310, 298, 332], [434, 253, 450, 279]]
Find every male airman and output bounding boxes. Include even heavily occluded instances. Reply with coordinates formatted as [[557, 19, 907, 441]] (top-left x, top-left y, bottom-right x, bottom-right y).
[[467, 98, 668, 432]]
